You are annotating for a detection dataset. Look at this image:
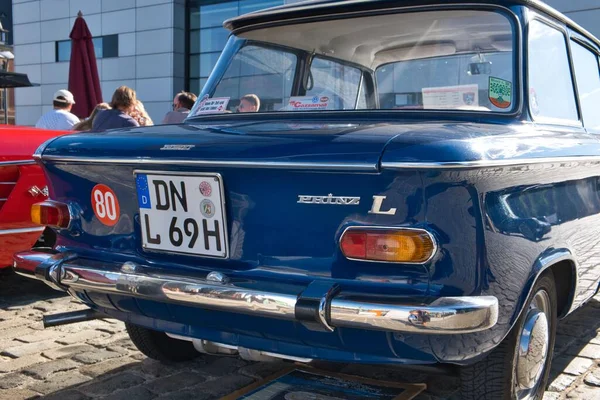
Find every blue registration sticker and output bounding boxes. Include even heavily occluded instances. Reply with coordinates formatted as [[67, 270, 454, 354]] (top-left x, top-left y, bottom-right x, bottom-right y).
[[136, 174, 152, 209]]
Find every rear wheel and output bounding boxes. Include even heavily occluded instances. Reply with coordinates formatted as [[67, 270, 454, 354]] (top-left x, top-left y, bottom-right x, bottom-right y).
[[459, 271, 557, 400], [125, 322, 200, 362]]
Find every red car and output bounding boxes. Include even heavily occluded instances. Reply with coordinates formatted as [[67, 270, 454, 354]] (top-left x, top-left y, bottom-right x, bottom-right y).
[[0, 126, 68, 268]]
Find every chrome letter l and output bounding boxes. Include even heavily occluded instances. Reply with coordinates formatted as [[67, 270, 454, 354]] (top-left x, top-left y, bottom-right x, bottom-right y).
[[369, 195, 397, 215]]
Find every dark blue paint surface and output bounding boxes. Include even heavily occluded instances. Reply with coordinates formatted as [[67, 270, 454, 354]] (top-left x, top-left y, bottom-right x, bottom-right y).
[[40, 115, 600, 365]]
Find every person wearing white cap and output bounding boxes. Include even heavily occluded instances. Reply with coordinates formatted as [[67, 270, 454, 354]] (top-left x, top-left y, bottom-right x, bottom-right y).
[[35, 89, 80, 130]]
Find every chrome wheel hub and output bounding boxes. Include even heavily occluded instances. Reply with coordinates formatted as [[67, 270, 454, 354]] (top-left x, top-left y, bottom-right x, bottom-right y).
[[516, 290, 551, 399]]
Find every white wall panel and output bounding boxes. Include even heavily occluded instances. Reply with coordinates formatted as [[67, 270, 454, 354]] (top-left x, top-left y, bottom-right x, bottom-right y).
[[119, 33, 136, 57], [13, 23, 41, 45], [136, 29, 173, 55], [137, 0, 171, 7], [136, 77, 172, 102], [40, 0, 70, 21], [15, 43, 41, 66], [136, 4, 173, 31], [102, 9, 137, 35], [41, 63, 69, 85], [102, 0, 136, 13], [102, 57, 137, 81], [13, 1, 40, 25], [40, 18, 71, 42], [70, 0, 102, 16], [136, 53, 173, 79], [41, 42, 56, 64]]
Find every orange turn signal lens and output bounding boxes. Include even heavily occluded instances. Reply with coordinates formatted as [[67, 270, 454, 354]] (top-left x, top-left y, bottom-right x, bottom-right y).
[[31, 201, 71, 229], [340, 228, 435, 263]]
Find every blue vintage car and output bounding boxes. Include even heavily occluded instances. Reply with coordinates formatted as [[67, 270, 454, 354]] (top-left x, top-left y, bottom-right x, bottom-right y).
[[14, 0, 600, 398]]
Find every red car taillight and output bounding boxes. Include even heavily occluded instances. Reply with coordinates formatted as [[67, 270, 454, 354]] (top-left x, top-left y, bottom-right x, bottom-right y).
[[340, 228, 436, 263], [31, 201, 71, 228]]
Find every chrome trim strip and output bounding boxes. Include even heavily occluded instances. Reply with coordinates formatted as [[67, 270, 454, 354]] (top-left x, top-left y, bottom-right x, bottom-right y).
[[329, 295, 498, 334], [0, 182, 17, 185], [0, 227, 44, 235], [13, 252, 498, 334], [0, 159, 35, 166], [381, 156, 600, 170], [40, 156, 378, 172]]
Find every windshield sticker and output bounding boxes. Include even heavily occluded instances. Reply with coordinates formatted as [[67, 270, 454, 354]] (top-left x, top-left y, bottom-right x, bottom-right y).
[[287, 96, 330, 111], [489, 77, 512, 109], [422, 84, 479, 109], [194, 96, 230, 115]]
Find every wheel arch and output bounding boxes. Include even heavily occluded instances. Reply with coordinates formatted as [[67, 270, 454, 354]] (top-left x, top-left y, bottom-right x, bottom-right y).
[[528, 248, 577, 319]]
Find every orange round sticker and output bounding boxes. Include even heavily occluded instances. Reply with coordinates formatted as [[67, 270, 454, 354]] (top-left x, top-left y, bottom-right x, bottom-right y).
[[91, 184, 120, 226]]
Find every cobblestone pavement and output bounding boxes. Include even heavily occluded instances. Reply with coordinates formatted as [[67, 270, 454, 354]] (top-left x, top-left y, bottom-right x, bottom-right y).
[[0, 271, 599, 400]]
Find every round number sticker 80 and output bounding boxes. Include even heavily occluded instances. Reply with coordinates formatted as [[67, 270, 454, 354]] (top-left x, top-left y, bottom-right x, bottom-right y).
[[91, 184, 120, 226]]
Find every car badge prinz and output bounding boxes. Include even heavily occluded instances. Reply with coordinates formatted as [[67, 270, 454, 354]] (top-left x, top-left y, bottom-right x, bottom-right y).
[[297, 193, 360, 205], [159, 144, 196, 150]]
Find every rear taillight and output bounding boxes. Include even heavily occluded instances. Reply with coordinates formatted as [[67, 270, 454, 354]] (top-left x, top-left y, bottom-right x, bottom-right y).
[[31, 201, 71, 228], [340, 228, 436, 263]]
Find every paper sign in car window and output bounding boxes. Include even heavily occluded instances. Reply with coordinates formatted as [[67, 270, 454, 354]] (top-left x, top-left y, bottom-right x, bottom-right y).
[[489, 77, 512, 109], [287, 96, 330, 111], [422, 84, 479, 109], [194, 97, 230, 115]]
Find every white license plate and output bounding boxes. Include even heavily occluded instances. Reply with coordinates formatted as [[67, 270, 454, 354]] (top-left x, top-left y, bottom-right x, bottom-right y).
[[135, 171, 228, 258]]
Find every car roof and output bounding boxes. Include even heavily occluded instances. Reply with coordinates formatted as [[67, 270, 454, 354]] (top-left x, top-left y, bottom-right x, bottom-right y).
[[224, 0, 599, 48]]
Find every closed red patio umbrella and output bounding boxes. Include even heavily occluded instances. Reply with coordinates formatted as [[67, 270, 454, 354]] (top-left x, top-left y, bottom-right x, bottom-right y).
[[68, 11, 102, 119]]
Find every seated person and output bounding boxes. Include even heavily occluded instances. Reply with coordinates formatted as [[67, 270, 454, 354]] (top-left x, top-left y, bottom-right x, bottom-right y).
[[238, 94, 260, 112]]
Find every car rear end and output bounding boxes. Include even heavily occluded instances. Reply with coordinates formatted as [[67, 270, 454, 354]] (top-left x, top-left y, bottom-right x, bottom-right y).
[[13, 121, 498, 364]]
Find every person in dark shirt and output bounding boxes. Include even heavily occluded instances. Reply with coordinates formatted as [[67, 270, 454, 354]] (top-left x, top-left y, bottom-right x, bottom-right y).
[[92, 86, 140, 130]]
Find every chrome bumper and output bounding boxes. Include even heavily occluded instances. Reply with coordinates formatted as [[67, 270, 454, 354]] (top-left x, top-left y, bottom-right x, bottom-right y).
[[14, 251, 498, 335]]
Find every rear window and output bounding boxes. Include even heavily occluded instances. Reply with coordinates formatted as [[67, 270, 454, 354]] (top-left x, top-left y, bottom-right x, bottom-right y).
[[191, 9, 516, 116]]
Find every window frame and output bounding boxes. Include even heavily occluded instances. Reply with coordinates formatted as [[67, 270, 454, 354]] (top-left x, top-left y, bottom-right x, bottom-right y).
[[526, 13, 582, 127], [190, 4, 523, 120], [568, 31, 600, 133], [55, 34, 119, 63]]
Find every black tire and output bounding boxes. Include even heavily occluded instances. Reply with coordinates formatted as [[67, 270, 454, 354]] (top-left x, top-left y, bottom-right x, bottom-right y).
[[459, 271, 557, 400], [125, 322, 200, 362]]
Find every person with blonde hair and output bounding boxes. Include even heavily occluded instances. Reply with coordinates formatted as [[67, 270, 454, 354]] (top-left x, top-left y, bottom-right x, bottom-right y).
[[72, 103, 111, 131], [238, 94, 260, 112], [92, 86, 139, 130], [130, 100, 154, 126]]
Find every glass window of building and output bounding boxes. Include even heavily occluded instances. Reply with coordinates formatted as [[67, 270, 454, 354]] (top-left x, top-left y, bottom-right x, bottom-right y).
[[188, 1, 283, 95]]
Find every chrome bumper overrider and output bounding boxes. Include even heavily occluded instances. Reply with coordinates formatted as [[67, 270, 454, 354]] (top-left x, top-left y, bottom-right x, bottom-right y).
[[13, 251, 498, 334]]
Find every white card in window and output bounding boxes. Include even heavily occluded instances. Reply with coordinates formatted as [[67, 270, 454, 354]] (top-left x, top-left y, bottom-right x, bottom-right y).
[[422, 84, 479, 109]]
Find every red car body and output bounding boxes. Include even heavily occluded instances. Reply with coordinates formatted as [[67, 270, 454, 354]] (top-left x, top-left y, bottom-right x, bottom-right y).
[[0, 125, 69, 268]]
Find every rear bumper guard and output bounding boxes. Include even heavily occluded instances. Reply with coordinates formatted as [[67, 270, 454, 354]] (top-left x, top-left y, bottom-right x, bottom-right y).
[[14, 251, 498, 334]]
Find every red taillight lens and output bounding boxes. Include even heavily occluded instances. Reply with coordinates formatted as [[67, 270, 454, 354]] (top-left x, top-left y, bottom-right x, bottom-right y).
[[31, 201, 71, 228], [340, 228, 435, 263]]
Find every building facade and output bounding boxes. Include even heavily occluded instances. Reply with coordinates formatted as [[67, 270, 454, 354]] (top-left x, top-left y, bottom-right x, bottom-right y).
[[9, 0, 600, 125]]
